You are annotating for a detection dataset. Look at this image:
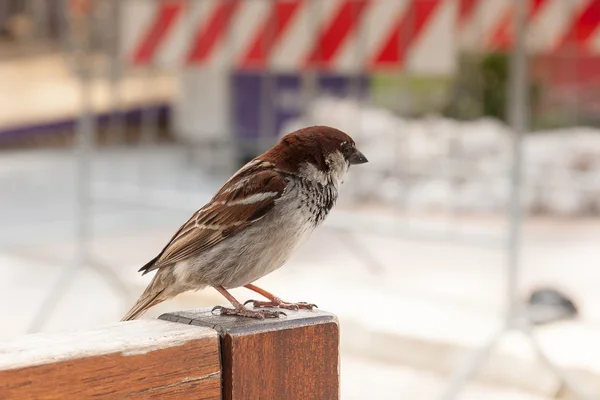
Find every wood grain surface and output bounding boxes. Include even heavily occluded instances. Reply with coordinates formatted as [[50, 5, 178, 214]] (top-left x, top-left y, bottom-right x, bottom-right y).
[[161, 308, 340, 400], [0, 320, 221, 400]]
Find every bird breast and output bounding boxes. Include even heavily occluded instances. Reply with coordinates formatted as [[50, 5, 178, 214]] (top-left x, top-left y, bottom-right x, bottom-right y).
[[223, 177, 338, 286], [174, 177, 338, 289]]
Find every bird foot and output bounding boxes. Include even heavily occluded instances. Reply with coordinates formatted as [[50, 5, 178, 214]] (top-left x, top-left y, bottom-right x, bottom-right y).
[[211, 305, 286, 319], [244, 298, 317, 311]]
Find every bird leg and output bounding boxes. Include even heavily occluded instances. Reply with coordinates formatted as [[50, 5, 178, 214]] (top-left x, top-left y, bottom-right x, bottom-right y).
[[243, 283, 317, 310], [212, 285, 285, 319]]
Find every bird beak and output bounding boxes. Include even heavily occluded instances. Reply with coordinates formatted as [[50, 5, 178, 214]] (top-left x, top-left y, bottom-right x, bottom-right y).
[[348, 149, 368, 165]]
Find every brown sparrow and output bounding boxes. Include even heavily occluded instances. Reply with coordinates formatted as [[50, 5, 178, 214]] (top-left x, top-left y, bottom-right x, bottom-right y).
[[122, 126, 368, 320]]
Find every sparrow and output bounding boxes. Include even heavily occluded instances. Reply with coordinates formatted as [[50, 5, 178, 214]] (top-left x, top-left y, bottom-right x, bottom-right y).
[[121, 126, 368, 320]]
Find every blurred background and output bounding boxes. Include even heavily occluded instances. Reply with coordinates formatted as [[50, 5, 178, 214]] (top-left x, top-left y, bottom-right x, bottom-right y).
[[1, 0, 600, 399]]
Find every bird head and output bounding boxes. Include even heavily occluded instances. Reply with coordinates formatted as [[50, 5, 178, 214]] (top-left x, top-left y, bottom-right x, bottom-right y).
[[263, 126, 368, 187]]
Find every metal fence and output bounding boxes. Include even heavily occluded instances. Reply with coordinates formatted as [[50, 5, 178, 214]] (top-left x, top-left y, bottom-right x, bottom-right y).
[[1, 1, 599, 398]]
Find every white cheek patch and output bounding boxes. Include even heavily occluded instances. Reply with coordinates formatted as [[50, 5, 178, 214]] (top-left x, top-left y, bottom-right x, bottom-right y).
[[298, 150, 350, 188], [299, 162, 330, 186], [326, 151, 349, 188]]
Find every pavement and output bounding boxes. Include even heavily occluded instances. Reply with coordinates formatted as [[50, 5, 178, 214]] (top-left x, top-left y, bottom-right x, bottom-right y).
[[342, 356, 552, 400]]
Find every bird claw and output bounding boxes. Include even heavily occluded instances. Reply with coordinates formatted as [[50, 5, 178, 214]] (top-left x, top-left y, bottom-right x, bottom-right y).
[[211, 305, 286, 319], [211, 305, 226, 314], [295, 302, 318, 310], [244, 299, 318, 311]]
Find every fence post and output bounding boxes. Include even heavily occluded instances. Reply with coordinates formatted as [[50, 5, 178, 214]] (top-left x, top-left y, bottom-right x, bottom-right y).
[[160, 308, 340, 400]]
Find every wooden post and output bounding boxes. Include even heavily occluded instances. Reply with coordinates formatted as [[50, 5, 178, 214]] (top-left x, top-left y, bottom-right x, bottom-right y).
[[160, 308, 340, 400], [0, 320, 221, 400], [1, 309, 339, 399]]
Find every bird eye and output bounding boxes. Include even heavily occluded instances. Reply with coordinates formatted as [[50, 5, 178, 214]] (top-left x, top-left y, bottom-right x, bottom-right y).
[[341, 142, 354, 157]]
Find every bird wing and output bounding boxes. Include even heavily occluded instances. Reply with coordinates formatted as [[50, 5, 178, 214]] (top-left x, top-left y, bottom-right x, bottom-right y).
[[139, 166, 287, 275]]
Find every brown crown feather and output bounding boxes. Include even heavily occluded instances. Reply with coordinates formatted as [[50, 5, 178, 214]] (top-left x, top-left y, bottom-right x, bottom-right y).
[[260, 126, 355, 174]]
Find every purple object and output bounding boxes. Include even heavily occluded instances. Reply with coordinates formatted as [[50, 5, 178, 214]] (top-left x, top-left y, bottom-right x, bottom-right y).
[[231, 72, 370, 148], [0, 104, 170, 144]]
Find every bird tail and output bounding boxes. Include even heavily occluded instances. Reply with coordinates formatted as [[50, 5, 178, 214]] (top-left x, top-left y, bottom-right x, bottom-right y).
[[121, 273, 171, 321]]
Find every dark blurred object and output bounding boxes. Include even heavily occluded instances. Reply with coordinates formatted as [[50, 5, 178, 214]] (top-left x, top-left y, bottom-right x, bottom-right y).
[[444, 52, 540, 123], [0, 104, 173, 151], [0, 0, 65, 46], [526, 287, 579, 326], [0, 0, 27, 39]]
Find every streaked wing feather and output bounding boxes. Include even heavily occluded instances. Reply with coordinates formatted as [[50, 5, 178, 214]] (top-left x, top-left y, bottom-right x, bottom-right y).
[[142, 168, 286, 273]]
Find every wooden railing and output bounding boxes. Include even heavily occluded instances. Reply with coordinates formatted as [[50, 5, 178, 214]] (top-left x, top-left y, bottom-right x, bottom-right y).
[[0, 309, 339, 400]]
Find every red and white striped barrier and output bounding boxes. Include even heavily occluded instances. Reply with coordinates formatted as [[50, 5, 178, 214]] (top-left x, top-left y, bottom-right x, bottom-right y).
[[122, 0, 600, 75], [122, 0, 457, 74], [458, 0, 600, 55]]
